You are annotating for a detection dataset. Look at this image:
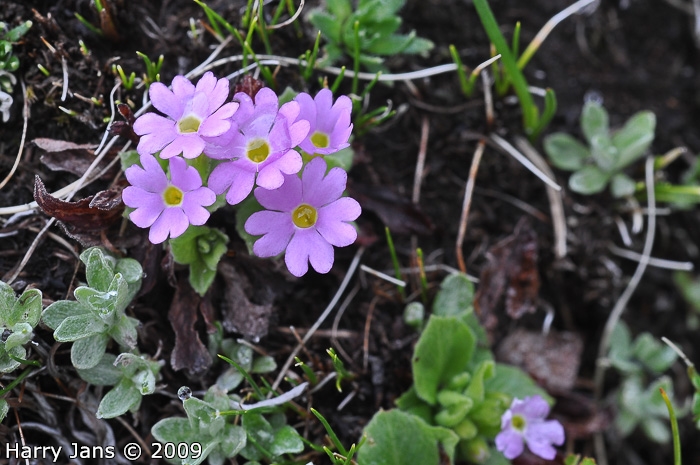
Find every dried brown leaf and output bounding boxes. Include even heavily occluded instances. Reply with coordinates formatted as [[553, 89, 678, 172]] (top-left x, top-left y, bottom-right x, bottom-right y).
[[219, 261, 275, 341], [33, 176, 124, 245], [475, 217, 540, 320], [168, 277, 213, 375], [496, 328, 583, 392], [349, 183, 434, 235]]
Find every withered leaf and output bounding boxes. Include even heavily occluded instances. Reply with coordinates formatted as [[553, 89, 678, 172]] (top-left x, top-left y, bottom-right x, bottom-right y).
[[36, 138, 117, 179], [34, 176, 124, 246], [234, 75, 264, 101], [475, 217, 540, 320], [168, 276, 213, 375], [496, 328, 583, 392], [349, 183, 434, 235], [219, 260, 275, 341]]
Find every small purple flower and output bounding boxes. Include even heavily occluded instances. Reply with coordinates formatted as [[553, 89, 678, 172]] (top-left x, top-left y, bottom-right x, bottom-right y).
[[495, 395, 565, 461], [122, 154, 216, 244], [133, 71, 239, 159], [293, 89, 353, 156], [206, 88, 310, 205], [244, 157, 361, 277]]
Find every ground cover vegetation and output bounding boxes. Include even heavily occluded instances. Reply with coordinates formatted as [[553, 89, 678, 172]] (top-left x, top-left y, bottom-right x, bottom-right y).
[[0, 0, 699, 464]]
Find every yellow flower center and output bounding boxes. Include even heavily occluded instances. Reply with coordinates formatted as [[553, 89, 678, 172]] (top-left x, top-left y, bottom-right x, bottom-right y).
[[163, 185, 184, 206], [247, 138, 271, 163], [292, 204, 318, 228], [511, 414, 526, 432], [310, 131, 329, 149], [178, 115, 201, 133]]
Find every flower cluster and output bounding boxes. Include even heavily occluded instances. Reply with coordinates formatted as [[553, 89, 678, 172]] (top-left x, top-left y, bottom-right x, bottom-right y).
[[122, 72, 360, 277], [495, 395, 565, 460]]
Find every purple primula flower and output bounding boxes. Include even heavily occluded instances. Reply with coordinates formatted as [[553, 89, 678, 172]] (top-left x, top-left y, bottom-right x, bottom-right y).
[[206, 88, 310, 205], [244, 157, 361, 277], [133, 71, 239, 159], [122, 153, 216, 244], [495, 395, 565, 461], [293, 89, 353, 156]]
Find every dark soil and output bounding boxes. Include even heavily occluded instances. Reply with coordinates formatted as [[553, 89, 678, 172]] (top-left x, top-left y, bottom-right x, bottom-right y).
[[1, 0, 700, 464]]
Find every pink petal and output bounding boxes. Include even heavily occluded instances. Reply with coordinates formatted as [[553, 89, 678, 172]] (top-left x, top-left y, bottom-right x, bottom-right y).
[[190, 91, 210, 118], [209, 163, 256, 205], [518, 396, 550, 419], [278, 100, 300, 125], [169, 157, 202, 192], [285, 228, 333, 277], [149, 207, 189, 243], [247, 211, 295, 257], [256, 163, 284, 190], [314, 88, 333, 116], [329, 112, 352, 147], [125, 154, 168, 192], [254, 174, 302, 212], [171, 75, 195, 100], [524, 438, 557, 460], [195, 72, 216, 96], [207, 76, 231, 113], [293, 92, 317, 133], [275, 150, 303, 175], [199, 117, 231, 137], [181, 189, 215, 225], [179, 135, 207, 159], [288, 119, 310, 148], [495, 429, 524, 460], [316, 198, 361, 247], [526, 420, 565, 447], [253, 88, 280, 114], [232, 92, 255, 125], [159, 141, 183, 159], [211, 101, 239, 120], [123, 189, 164, 227], [148, 82, 183, 120], [303, 159, 346, 206]]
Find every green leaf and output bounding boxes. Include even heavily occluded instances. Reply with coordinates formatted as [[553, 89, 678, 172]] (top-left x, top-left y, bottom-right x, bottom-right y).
[[543, 133, 590, 171], [270, 425, 304, 456], [632, 333, 677, 374], [110, 315, 139, 350], [413, 316, 476, 405], [76, 353, 122, 386], [464, 360, 495, 403], [612, 111, 656, 169], [569, 165, 610, 195], [484, 364, 553, 404], [4, 322, 32, 350], [366, 32, 415, 56], [432, 273, 474, 319], [641, 416, 670, 443], [589, 134, 618, 172], [358, 0, 405, 20], [326, 0, 353, 19], [581, 100, 609, 146], [115, 257, 143, 301], [53, 313, 107, 342], [71, 332, 109, 369], [324, 145, 355, 172], [0, 399, 7, 422], [170, 226, 228, 296], [10, 288, 42, 327], [152, 416, 220, 465], [608, 322, 639, 374], [81, 247, 117, 292], [610, 173, 637, 198], [402, 36, 434, 55], [41, 300, 89, 330], [235, 196, 265, 255], [119, 150, 140, 172], [96, 378, 141, 419], [241, 412, 274, 461], [219, 424, 247, 458], [251, 355, 277, 373], [309, 10, 343, 44], [395, 386, 434, 424], [0, 345, 24, 373], [358, 409, 458, 465]]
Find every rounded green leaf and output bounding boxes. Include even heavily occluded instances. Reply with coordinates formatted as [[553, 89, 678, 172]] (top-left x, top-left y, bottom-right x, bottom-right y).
[[269, 425, 304, 456], [412, 316, 476, 405], [96, 378, 141, 419], [581, 100, 609, 145], [358, 410, 458, 465], [42, 300, 89, 330], [612, 111, 656, 169], [610, 173, 637, 198], [569, 165, 610, 195], [76, 353, 122, 386], [71, 332, 109, 369], [54, 313, 107, 342], [543, 133, 590, 171], [432, 273, 474, 318]]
